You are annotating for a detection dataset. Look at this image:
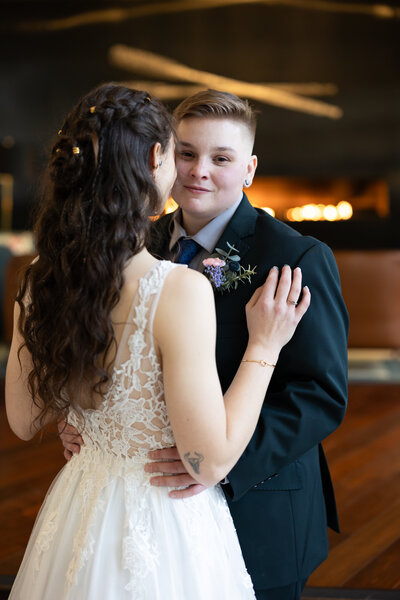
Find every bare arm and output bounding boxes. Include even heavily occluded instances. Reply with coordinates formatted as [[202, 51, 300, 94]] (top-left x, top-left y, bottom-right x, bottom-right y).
[[155, 265, 310, 488], [5, 303, 55, 440]]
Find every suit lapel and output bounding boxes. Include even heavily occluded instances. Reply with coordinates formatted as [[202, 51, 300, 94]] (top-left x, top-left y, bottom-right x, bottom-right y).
[[213, 194, 258, 260]]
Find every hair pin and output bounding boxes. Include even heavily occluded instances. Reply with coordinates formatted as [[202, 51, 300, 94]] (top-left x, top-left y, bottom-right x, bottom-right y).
[[58, 129, 62, 135], [144, 95, 151, 103], [72, 146, 80, 155], [90, 106, 96, 113]]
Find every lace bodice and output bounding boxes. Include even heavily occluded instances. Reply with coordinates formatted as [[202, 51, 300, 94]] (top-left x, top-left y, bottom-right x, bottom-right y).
[[68, 260, 180, 458]]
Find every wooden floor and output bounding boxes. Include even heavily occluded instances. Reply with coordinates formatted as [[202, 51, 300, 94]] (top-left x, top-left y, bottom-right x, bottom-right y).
[[308, 384, 400, 590], [0, 383, 399, 590]]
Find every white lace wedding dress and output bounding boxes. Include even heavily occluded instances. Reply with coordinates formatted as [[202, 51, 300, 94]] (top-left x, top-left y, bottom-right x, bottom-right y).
[[10, 260, 255, 600]]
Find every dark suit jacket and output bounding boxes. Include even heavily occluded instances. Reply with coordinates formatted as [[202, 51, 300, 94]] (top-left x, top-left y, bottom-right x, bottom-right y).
[[150, 195, 349, 590]]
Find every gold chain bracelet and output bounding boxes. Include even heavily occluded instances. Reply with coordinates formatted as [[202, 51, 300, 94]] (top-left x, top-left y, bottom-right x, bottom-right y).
[[241, 359, 276, 368]]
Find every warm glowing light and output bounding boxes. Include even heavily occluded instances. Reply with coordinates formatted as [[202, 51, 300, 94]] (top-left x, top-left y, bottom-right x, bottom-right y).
[[261, 207, 275, 217], [246, 176, 385, 221], [292, 207, 304, 222], [337, 201, 353, 220], [286, 207, 304, 222], [302, 203, 322, 221], [285, 200, 353, 222], [164, 197, 178, 214], [323, 204, 338, 221]]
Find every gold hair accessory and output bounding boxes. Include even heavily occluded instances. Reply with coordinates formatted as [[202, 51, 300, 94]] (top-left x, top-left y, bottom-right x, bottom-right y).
[[55, 148, 61, 153], [72, 146, 80, 155], [241, 359, 276, 368], [58, 129, 62, 135], [144, 95, 151, 103], [90, 106, 96, 113]]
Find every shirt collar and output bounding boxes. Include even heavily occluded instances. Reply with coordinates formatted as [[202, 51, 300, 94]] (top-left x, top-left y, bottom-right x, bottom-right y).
[[169, 195, 243, 252]]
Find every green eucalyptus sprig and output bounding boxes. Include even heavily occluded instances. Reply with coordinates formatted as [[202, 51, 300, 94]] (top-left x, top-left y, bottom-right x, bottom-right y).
[[202, 242, 257, 293]]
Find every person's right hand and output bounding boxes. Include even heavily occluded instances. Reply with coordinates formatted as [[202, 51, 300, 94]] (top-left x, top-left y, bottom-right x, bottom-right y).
[[58, 420, 84, 461], [146, 447, 208, 499], [245, 265, 310, 362]]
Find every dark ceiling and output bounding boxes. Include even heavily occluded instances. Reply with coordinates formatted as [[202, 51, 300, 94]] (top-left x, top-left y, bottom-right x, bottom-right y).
[[1, 0, 399, 244]]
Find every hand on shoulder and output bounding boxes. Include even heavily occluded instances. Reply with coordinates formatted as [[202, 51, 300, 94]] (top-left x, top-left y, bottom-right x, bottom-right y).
[[245, 265, 311, 363]]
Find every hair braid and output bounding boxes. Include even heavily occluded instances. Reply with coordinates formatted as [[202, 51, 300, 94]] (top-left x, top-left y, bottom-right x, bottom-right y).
[[17, 83, 173, 424]]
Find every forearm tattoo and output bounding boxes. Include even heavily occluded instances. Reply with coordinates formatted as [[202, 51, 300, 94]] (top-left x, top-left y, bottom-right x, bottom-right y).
[[184, 451, 204, 474]]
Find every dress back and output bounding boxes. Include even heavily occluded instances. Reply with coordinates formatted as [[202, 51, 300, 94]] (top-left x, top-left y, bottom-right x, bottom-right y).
[[67, 260, 179, 458]]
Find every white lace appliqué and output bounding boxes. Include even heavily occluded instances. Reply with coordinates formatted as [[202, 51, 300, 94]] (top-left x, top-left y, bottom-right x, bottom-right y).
[[33, 262, 176, 595]]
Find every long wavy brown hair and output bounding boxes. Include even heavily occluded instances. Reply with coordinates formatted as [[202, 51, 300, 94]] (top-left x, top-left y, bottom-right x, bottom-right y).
[[16, 83, 173, 426]]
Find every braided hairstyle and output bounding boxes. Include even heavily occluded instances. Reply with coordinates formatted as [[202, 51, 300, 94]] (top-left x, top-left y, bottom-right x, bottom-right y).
[[16, 83, 174, 424]]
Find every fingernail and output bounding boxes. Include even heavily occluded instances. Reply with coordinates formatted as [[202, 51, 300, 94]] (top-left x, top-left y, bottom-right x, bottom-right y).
[[272, 266, 279, 271], [284, 264, 290, 268], [295, 266, 301, 272], [304, 285, 309, 291]]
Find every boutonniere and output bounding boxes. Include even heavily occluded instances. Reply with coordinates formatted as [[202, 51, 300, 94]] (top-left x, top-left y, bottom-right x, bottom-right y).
[[202, 242, 257, 293]]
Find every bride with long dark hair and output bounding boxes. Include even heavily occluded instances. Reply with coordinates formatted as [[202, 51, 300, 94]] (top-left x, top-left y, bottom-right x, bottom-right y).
[[6, 83, 310, 599]]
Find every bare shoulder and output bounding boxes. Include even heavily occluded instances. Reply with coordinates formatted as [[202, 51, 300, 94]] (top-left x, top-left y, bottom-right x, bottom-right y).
[[162, 265, 213, 305], [155, 265, 214, 343]]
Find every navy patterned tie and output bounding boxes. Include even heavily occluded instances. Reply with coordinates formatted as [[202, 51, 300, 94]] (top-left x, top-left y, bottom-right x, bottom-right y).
[[176, 238, 201, 265]]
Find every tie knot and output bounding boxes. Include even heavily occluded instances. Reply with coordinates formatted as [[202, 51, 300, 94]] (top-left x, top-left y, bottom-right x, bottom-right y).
[[176, 238, 201, 265]]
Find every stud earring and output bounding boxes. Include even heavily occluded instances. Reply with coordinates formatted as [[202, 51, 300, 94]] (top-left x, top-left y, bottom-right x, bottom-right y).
[[152, 160, 163, 170], [244, 179, 250, 188]]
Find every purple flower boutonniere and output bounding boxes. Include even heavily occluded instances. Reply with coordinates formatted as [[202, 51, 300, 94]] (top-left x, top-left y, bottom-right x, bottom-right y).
[[202, 242, 257, 293]]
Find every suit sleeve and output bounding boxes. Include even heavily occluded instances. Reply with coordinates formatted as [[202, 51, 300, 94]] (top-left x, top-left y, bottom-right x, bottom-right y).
[[227, 242, 349, 501]]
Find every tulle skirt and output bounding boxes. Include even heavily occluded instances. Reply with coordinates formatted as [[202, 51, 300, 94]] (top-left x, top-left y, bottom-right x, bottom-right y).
[[10, 446, 255, 599]]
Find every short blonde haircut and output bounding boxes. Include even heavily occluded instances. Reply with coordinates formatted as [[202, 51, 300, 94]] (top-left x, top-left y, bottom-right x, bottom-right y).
[[173, 89, 257, 145]]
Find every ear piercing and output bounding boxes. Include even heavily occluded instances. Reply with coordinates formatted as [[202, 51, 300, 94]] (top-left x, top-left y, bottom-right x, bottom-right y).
[[153, 160, 163, 170], [244, 179, 250, 188]]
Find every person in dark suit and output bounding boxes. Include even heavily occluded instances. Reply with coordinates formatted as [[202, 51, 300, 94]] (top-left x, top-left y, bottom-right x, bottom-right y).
[[146, 90, 348, 600], [60, 89, 348, 599]]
